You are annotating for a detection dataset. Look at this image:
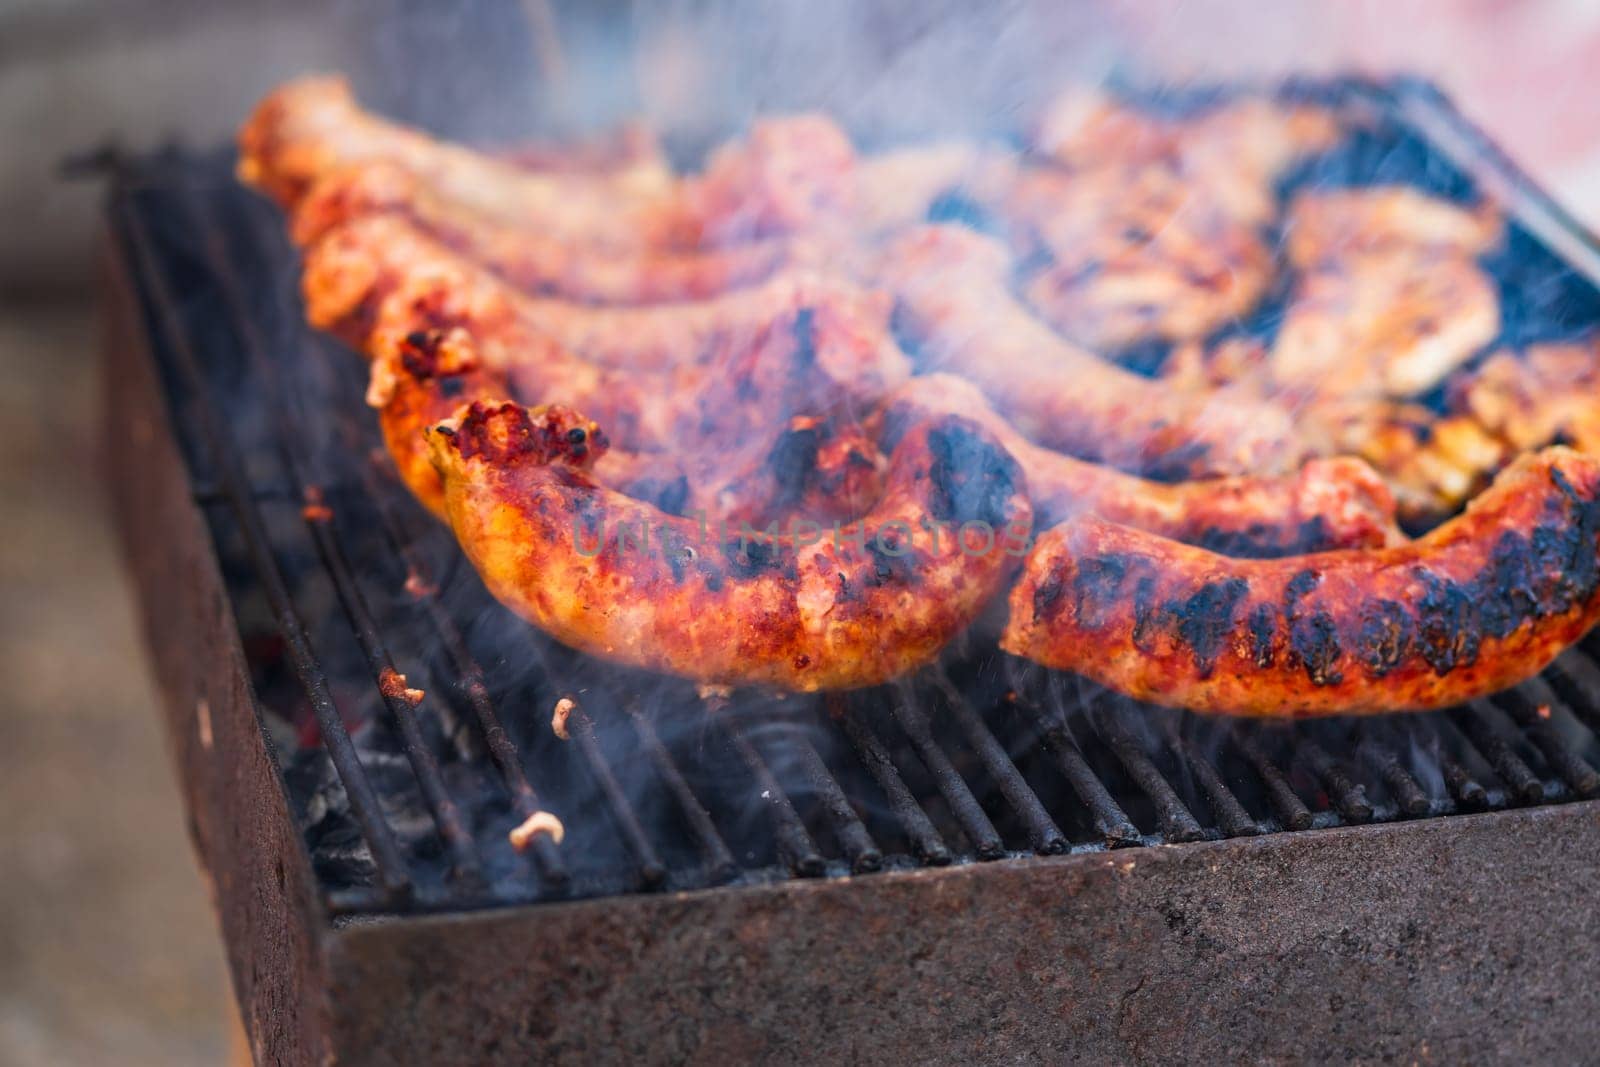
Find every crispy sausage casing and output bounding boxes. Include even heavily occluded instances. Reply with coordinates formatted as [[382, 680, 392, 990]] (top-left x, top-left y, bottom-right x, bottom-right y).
[[428, 402, 1033, 691], [1003, 447, 1600, 716], [884, 374, 1401, 556]]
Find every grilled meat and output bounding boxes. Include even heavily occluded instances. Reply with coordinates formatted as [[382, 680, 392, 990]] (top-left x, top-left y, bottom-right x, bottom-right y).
[[240, 76, 868, 249], [248, 74, 1600, 702], [1284, 187, 1503, 269], [292, 161, 803, 302], [1003, 447, 1600, 715], [1302, 339, 1600, 523], [885, 374, 1401, 555], [1271, 248, 1500, 397], [1012, 165, 1275, 349], [301, 215, 905, 389], [1033, 91, 1339, 223], [878, 224, 1306, 478], [1271, 187, 1503, 398], [427, 401, 1032, 691], [243, 74, 994, 257], [366, 322, 886, 527], [1013, 91, 1340, 348], [1458, 340, 1600, 455], [238, 76, 680, 245]]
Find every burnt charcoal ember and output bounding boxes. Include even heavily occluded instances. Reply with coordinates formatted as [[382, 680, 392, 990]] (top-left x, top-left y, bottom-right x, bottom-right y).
[[284, 724, 447, 888]]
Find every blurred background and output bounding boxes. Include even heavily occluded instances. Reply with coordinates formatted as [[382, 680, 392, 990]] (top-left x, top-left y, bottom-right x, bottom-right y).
[[4, 1, 1600, 1063]]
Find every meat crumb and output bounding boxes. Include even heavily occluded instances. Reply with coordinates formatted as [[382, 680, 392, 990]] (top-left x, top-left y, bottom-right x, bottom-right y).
[[403, 570, 437, 599], [551, 696, 576, 740], [301, 486, 334, 523], [509, 810, 565, 850], [378, 667, 424, 705]]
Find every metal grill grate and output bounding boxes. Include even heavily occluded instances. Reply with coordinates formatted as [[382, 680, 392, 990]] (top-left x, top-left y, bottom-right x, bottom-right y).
[[109, 78, 1600, 918]]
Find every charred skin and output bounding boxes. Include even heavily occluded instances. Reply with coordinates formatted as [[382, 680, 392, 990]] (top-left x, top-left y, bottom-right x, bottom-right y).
[[427, 402, 1033, 691], [305, 219, 906, 471], [369, 324, 885, 525], [1003, 447, 1600, 716], [878, 225, 1306, 479], [292, 161, 800, 303], [885, 374, 1401, 556]]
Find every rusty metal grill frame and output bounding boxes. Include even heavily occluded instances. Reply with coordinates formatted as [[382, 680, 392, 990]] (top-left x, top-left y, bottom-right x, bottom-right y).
[[103, 77, 1600, 1064]]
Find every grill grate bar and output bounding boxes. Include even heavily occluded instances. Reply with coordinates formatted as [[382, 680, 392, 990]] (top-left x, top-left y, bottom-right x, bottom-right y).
[[1295, 738, 1374, 823], [1544, 650, 1600, 737], [792, 731, 883, 873], [1356, 739, 1431, 817], [622, 702, 739, 882], [1438, 750, 1489, 808], [188, 185, 484, 883], [1003, 687, 1142, 847], [1232, 731, 1313, 831], [889, 684, 1006, 859], [721, 714, 826, 877], [1494, 683, 1600, 797], [1090, 698, 1205, 842], [564, 702, 669, 887], [833, 699, 951, 865], [358, 452, 569, 883], [509, 645, 667, 890], [1169, 731, 1260, 836], [1432, 717, 1503, 808], [1461, 703, 1546, 803], [114, 190, 412, 901], [298, 510, 485, 879], [929, 670, 1067, 855]]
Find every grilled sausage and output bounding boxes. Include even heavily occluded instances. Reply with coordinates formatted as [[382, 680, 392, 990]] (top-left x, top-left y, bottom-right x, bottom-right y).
[[237, 76, 680, 244], [1003, 447, 1600, 716], [291, 161, 803, 302], [302, 218, 906, 486], [878, 224, 1306, 478], [240, 76, 871, 250], [426, 401, 1033, 690], [884, 374, 1401, 556], [301, 215, 905, 392], [366, 322, 886, 526]]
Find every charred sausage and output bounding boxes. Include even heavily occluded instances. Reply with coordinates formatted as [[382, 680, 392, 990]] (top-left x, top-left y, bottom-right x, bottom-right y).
[[885, 374, 1401, 556], [1002, 447, 1600, 716], [427, 401, 1033, 690]]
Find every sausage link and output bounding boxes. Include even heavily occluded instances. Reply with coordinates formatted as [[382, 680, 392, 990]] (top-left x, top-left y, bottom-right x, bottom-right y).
[[1003, 447, 1600, 716]]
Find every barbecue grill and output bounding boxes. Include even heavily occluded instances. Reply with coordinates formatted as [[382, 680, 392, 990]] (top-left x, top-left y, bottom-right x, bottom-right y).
[[104, 77, 1600, 1064]]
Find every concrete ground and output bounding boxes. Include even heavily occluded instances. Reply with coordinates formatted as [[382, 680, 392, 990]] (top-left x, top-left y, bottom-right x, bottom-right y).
[[0, 296, 234, 1066]]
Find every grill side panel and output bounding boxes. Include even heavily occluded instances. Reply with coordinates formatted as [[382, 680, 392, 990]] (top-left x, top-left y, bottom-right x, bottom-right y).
[[100, 228, 335, 1067], [326, 803, 1600, 1065]]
